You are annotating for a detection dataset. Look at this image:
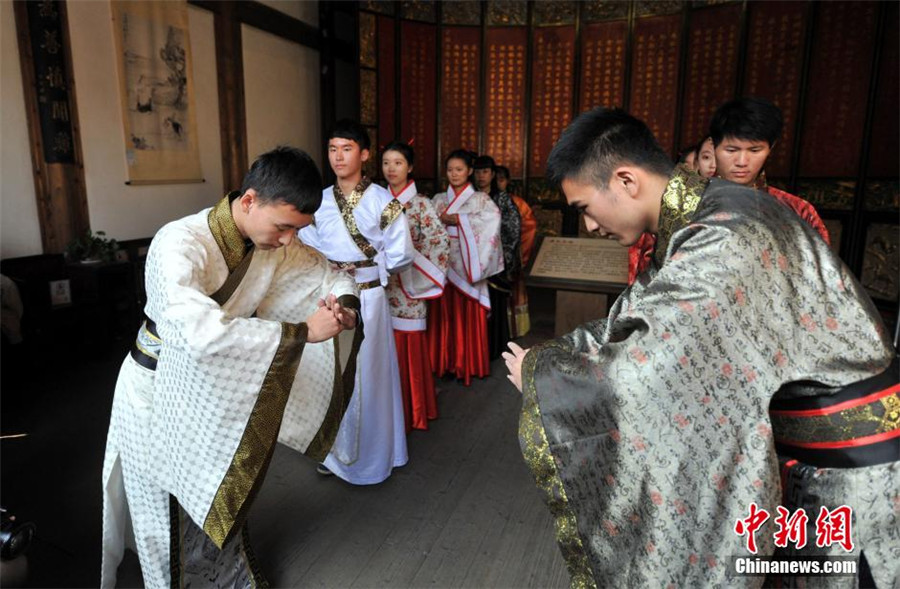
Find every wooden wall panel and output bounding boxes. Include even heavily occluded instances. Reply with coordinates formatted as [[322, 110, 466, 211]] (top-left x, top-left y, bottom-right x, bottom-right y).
[[400, 20, 437, 177], [799, 1, 878, 178], [529, 26, 575, 177], [579, 20, 627, 111], [680, 3, 741, 150], [485, 27, 527, 178], [866, 1, 899, 180], [629, 14, 681, 156], [356, 0, 898, 303], [377, 15, 396, 147], [743, 1, 808, 178], [440, 27, 481, 159]]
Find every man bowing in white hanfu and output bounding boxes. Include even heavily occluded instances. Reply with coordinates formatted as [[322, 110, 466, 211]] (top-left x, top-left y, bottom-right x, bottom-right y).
[[299, 120, 415, 485], [101, 147, 361, 589]]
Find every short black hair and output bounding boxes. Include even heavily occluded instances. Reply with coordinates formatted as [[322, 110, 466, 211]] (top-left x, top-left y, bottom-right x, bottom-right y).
[[546, 107, 674, 190], [495, 165, 511, 180], [709, 97, 783, 147], [445, 149, 475, 169], [328, 119, 370, 151], [676, 142, 700, 164], [240, 146, 323, 214], [382, 140, 415, 166]]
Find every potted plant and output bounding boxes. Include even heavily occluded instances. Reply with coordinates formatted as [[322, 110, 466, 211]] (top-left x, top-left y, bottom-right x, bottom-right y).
[[65, 230, 119, 264]]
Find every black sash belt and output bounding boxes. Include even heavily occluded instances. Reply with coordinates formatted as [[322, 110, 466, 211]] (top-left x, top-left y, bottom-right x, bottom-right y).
[[769, 358, 899, 468], [130, 319, 161, 371]]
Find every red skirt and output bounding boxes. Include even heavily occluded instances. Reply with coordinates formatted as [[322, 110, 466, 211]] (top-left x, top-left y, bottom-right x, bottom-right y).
[[427, 283, 489, 386], [394, 330, 438, 431]]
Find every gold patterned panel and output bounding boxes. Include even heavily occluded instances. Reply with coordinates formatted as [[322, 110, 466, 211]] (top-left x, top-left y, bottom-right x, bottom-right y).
[[380, 199, 405, 229], [360, 70, 377, 125], [443, 1, 481, 25], [402, 0, 436, 22], [771, 393, 900, 444], [360, 0, 395, 15], [534, 0, 577, 25], [207, 194, 248, 272], [359, 11, 376, 68], [865, 180, 900, 212], [653, 164, 708, 268], [528, 178, 562, 204], [583, 0, 630, 22], [532, 205, 563, 237], [796, 179, 856, 211], [861, 223, 900, 302], [488, 0, 528, 25], [635, 0, 684, 17]]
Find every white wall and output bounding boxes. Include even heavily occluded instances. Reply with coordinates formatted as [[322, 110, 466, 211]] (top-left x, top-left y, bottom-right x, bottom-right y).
[[66, 2, 224, 242], [1, 2, 323, 257], [243, 24, 322, 170], [1, 0, 43, 258]]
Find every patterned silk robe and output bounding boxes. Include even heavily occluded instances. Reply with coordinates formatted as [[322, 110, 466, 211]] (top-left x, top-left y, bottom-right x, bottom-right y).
[[627, 170, 830, 285], [386, 181, 451, 331], [102, 196, 359, 589], [519, 169, 895, 588]]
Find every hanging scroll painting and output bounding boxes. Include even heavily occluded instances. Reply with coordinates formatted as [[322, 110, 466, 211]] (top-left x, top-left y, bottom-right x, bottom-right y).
[[111, 0, 202, 184]]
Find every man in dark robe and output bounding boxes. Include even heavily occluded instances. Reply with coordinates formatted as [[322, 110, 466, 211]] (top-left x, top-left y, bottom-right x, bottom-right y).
[[503, 108, 897, 588]]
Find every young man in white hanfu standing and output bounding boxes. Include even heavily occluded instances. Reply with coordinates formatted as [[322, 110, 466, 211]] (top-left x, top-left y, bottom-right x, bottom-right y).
[[299, 120, 415, 484], [102, 147, 361, 589]]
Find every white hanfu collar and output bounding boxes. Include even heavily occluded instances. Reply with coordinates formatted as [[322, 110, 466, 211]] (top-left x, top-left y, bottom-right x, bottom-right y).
[[391, 180, 417, 206]]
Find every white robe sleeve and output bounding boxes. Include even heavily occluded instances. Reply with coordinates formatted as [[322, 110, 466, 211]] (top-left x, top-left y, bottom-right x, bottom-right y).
[[457, 192, 504, 283], [255, 241, 360, 457]]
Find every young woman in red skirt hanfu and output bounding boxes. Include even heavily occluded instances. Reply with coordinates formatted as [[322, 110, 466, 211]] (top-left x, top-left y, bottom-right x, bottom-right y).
[[383, 141, 451, 430], [428, 149, 503, 385]]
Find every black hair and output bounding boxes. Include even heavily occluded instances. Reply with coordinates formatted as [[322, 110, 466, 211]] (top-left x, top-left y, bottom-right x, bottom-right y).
[[382, 141, 415, 167], [709, 97, 783, 147], [240, 146, 323, 214], [473, 155, 496, 170], [546, 107, 674, 190], [328, 119, 371, 151], [495, 165, 511, 180], [445, 149, 475, 169], [676, 142, 701, 164]]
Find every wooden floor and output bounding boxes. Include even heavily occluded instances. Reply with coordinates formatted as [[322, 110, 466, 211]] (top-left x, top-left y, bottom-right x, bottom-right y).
[[2, 290, 569, 588]]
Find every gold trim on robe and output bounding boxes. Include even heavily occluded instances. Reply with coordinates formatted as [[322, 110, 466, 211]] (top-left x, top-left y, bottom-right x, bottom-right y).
[[203, 322, 308, 548], [208, 194, 249, 272], [333, 178, 378, 259], [380, 199, 405, 230], [653, 165, 708, 269], [520, 342, 597, 589]]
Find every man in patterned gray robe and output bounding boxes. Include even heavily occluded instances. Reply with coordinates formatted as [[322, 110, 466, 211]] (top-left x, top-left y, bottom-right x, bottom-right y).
[[102, 147, 361, 588], [504, 109, 897, 588]]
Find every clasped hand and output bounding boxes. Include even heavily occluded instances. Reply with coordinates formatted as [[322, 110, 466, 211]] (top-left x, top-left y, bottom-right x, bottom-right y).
[[306, 293, 357, 343]]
